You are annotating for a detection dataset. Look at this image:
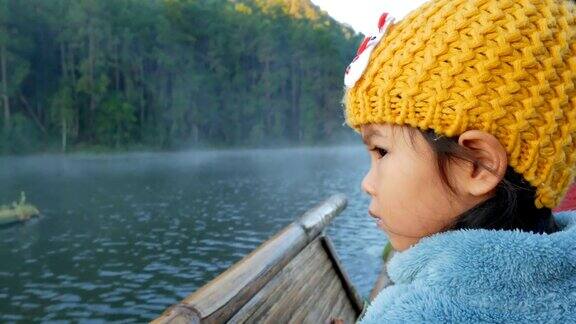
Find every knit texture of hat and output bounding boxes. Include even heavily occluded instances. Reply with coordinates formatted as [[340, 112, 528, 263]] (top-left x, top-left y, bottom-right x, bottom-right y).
[[343, 0, 576, 209]]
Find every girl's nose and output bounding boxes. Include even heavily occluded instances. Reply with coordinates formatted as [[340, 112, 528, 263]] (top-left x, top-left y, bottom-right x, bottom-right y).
[[361, 170, 376, 197]]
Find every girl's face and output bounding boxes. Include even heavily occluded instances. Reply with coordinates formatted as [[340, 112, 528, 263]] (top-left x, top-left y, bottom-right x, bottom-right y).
[[360, 123, 482, 251]]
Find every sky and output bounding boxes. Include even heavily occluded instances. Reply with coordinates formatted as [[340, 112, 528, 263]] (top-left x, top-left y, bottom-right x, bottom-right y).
[[311, 0, 430, 35]]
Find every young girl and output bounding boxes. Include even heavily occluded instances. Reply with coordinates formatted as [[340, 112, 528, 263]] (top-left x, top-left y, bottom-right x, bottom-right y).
[[342, 0, 576, 322]]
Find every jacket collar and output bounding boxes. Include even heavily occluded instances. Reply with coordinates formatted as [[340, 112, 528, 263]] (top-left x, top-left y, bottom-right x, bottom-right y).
[[387, 211, 576, 293]]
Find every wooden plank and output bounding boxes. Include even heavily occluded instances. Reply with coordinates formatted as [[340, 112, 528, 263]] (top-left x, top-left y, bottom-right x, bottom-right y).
[[327, 286, 347, 322], [228, 239, 330, 322], [287, 261, 341, 323], [333, 287, 356, 323], [154, 305, 201, 324], [197, 224, 307, 323], [336, 288, 358, 323], [256, 241, 334, 323], [325, 273, 358, 322], [307, 269, 343, 322], [234, 262, 332, 323], [233, 236, 361, 324], [250, 256, 333, 323], [321, 236, 364, 314], [152, 194, 347, 324]]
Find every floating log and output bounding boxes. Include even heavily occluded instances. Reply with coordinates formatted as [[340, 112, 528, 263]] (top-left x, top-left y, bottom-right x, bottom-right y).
[[0, 192, 40, 226], [152, 193, 363, 324]]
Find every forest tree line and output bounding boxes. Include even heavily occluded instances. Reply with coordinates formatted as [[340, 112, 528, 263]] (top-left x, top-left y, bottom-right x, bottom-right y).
[[0, 0, 360, 154]]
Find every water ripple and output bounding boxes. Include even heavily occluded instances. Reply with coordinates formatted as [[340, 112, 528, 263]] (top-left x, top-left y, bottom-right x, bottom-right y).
[[0, 146, 385, 322]]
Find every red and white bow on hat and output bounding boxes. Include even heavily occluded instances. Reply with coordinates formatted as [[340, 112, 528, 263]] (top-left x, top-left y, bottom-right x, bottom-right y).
[[344, 12, 395, 89]]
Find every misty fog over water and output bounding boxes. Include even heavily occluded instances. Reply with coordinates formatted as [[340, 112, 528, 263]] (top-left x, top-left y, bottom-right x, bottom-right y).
[[0, 146, 387, 322]]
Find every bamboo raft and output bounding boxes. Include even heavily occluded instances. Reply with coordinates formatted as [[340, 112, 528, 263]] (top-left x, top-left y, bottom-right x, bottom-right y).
[[153, 194, 393, 324]]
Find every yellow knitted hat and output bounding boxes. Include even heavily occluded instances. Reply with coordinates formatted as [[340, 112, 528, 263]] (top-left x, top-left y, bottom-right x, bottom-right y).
[[343, 0, 576, 209]]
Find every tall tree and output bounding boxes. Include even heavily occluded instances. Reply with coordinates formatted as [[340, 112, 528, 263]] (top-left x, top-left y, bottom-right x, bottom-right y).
[[0, 0, 361, 154]]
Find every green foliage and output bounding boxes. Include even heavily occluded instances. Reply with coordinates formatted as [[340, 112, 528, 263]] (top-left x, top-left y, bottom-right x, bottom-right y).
[[95, 94, 137, 147], [0, 0, 361, 154], [0, 113, 42, 154], [382, 242, 394, 261]]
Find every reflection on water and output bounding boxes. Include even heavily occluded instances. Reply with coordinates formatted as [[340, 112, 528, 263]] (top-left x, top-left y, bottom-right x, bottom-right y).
[[0, 147, 387, 322]]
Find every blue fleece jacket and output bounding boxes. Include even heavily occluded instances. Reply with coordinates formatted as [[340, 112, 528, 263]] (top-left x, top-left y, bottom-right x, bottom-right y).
[[359, 211, 576, 323]]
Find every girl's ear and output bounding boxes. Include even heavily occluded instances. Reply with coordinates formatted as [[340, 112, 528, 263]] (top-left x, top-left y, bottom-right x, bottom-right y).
[[456, 130, 508, 197]]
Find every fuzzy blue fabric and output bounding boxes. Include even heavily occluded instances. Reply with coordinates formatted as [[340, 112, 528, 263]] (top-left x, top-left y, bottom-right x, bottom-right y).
[[359, 211, 576, 323]]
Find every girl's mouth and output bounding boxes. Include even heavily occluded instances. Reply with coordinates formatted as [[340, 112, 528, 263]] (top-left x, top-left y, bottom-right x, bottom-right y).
[[369, 210, 385, 229]]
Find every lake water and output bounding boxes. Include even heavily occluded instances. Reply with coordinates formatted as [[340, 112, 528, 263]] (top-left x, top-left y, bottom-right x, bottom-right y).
[[0, 147, 387, 322]]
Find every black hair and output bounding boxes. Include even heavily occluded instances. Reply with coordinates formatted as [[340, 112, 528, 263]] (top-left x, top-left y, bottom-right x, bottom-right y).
[[416, 129, 559, 234]]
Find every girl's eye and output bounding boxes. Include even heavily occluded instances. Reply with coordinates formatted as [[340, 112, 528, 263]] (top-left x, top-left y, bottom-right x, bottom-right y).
[[371, 147, 388, 158]]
